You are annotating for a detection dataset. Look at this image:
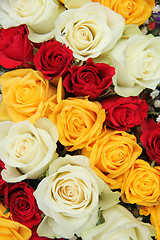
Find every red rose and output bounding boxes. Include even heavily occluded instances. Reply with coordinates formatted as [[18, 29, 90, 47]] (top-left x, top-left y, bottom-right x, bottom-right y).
[[0, 25, 34, 68], [4, 182, 42, 228], [63, 58, 115, 99], [34, 40, 74, 80], [140, 118, 160, 165], [0, 159, 6, 196], [101, 96, 149, 131]]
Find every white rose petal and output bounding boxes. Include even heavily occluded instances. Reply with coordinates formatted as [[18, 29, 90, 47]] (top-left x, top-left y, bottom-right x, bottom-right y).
[[34, 155, 120, 239], [81, 205, 156, 240], [0, 118, 59, 182], [63, 0, 91, 9], [55, 2, 125, 61]]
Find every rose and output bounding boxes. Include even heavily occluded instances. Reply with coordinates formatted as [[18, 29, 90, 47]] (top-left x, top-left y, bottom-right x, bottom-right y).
[[140, 205, 160, 240], [0, 201, 32, 240], [101, 96, 149, 131], [34, 40, 74, 80], [140, 118, 160, 165], [55, 2, 125, 60], [121, 159, 160, 206], [0, 25, 34, 69], [0, 0, 65, 43], [63, 58, 115, 99], [91, 0, 155, 26], [49, 97, 106, 151], [81, 205, 156, 240], [0, 68, 58, 123], [0, 118, 58, 182], [108, 34, 160, 97], [82, 128, 142, 189], [34, 155, 120, 239], [4, 182, 42, 228]]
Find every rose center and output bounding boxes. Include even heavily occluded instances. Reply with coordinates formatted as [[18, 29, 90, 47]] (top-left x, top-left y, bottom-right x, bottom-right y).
[[77, 26, 93, 41], [16, 84, 34, 103], [125, 0, 134, 12], [139, 48, 160, 78], [59, 184, 79, 200], [67, 110, 87, 135], [13, 139, 29, 158]]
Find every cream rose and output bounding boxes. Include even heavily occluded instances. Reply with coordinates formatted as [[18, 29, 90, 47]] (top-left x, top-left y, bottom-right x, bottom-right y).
[[108, 34, 160, 97], [54, 2, 125, 60], [0, 118, 58, 182], [34, 155, 120, 239], [81, 205, 156, 240], [0, 0, 65, 42]]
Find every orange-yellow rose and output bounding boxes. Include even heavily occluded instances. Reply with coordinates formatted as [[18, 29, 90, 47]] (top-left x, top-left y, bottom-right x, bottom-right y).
[[0, 69, 58, 124], [121, 159, 160, 206], [49, 97, 105, 151], [92, 0, 155, 25], [140, 205, 160, 240], [82, 128, 142, 189], [0, 202, 31, 240]]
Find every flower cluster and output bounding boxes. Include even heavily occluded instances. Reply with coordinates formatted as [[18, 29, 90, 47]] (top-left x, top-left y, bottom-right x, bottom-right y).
[[0, 0, 159, 240]]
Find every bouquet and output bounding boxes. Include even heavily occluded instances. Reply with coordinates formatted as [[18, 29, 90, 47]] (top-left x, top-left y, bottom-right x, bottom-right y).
[[0, 0, 160, 239]]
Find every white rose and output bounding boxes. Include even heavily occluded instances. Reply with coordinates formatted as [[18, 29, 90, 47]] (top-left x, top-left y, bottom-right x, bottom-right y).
[[54, 2, 125, 61], [0, 118, 58, 182], [82, 205, 156, 240], [108, 34, 160, 97], [0, 0, 65, 42], [34, 155, 120, 239]]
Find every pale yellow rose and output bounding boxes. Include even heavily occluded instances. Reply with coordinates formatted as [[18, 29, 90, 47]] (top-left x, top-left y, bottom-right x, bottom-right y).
[[121, 159, 160, 206], [0, 202, 32, 240], [0, 118, 58, 182], [91, 0, 155, 26], [34, 155, 120, 238], [0, 0, 65, 42], [49, 97, 106, 151], [82, 128, 142, 189], [0, 69, 58, 124], [55, 2, 125, 60], [107, 34, 160, 97]]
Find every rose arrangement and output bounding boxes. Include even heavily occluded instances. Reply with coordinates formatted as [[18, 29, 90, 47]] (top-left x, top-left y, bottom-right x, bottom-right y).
[[0, 0, 160, 240]]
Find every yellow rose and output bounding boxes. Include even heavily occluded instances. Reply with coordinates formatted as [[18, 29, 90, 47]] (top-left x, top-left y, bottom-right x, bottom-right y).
[[140, 205, 160, 240], [121, 159, 160, 206], [82, 128, 142, 189], [91, 0, 155, 25], [0, 69, 58, 124], [49, 97, 105, 151], [0, 202, 31, 240]]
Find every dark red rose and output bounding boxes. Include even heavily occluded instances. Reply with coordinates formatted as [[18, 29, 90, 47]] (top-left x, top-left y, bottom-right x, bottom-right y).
[[101, 96, 149, 131], [34, 40, 74, 80], [4, 182, 42, 228], [0, 25, 34, 68], [0, 159, 6, 196], [63, 58, 115, 99], [140, 118, 160, 165]]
